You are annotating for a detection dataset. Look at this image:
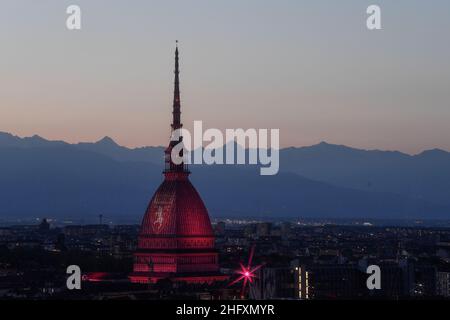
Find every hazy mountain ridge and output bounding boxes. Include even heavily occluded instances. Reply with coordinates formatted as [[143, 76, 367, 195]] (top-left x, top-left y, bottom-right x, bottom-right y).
[[280, 142, 450, 206], [0, 132, 449, 220], [0, 132, 165, 165]]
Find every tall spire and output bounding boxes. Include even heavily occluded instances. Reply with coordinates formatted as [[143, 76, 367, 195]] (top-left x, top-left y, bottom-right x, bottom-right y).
[[165, 41, 189, 176], [172, 40, 181, 131]]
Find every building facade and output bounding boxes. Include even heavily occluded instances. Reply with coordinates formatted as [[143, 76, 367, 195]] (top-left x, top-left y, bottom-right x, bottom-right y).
[[130, 45, 226, 284]]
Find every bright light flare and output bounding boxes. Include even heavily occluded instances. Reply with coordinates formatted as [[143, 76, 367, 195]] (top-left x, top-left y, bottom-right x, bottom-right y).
[[228, 245, 264, 298]]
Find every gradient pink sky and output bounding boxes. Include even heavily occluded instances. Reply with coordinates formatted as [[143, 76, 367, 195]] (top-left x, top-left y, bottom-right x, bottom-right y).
[[1, 0, 450, 154]]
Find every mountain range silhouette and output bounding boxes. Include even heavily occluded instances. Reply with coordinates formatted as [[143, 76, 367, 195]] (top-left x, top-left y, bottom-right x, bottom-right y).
[[1, 132, 449, 221]]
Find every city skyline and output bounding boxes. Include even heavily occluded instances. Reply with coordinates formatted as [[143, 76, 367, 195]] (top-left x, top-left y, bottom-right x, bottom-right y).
[[1, 1, 450, 154], [1, 1, 450, 305]]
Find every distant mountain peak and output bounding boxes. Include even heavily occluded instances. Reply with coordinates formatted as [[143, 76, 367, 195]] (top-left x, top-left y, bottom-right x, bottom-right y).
[[96, 136, 118, 146], [28, 134, 46, 141], [0, 131, 14, 137], [0, 132, 19, 145], [312, 141, 352, 151], [417, 148, 449, 157]]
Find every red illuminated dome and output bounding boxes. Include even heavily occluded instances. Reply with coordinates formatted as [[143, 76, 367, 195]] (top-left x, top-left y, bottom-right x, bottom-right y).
[[140, 177, 214, 238], [130, 44, 226, 284]]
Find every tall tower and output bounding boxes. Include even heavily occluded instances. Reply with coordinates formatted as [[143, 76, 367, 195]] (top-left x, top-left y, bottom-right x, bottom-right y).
[[130, 44, 226, 284]]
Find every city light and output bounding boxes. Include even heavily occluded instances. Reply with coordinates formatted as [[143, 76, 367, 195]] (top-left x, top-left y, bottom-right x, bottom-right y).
[[229, 245, 264, 298]]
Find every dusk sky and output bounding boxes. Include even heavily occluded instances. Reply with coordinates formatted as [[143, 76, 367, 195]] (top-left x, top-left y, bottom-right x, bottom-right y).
[[1, 0, 449, 154]]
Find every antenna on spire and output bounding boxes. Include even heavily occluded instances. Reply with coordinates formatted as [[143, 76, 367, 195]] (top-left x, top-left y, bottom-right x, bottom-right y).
[[172, 42, 181, 130]]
